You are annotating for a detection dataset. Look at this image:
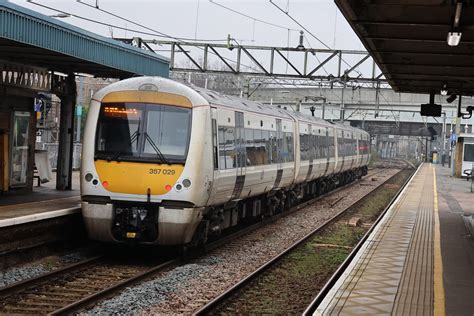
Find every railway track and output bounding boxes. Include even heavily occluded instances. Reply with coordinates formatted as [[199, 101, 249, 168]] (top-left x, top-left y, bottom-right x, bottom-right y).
[[194, 166, 414, 315], [0, 255, 176, 315], [0, 164, 407, 315]]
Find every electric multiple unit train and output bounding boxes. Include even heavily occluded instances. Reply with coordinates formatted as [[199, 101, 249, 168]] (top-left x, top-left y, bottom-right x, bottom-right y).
[[81, 77, 370, 246]]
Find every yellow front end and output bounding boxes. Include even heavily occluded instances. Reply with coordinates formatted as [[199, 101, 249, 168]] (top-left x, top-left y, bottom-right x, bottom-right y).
[[81, 78, 208, 246], [94, 160, 184, 196]]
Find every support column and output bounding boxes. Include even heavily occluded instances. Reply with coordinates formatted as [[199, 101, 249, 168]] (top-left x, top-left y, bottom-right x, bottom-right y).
[[56, 74, 76, 190]]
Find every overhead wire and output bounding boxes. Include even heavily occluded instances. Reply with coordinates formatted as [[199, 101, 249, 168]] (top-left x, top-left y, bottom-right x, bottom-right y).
[[74, 0, 313, 98], [27, 0, 262, 73], [26, 0, 229, 42], [74, 0, 270, 73], [269, 0, 330, 49], [209, 0, 300, 32], [304, 35, 329, 76], [27, 0, 333, 101], [268, 0, 364, 77]]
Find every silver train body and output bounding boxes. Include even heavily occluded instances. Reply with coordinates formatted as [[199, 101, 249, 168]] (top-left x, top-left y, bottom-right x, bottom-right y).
[[81, 77, 370, 246]]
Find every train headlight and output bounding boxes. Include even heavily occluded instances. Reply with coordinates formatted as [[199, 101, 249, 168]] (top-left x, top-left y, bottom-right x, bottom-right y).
[[182, 179, 192, 188], [85, 173, 93, 182], [176, 183, 183, 191]]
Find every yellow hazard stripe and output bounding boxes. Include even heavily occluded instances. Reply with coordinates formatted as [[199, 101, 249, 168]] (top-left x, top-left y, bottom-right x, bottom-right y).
[[432, 164, 445, 316]]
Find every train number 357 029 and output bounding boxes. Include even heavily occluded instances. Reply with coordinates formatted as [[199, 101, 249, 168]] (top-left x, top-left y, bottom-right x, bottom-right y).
[[149, 168, 176, 175]]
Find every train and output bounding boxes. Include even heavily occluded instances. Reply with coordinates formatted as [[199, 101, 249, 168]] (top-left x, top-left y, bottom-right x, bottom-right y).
[[80, 76, 370, 246]]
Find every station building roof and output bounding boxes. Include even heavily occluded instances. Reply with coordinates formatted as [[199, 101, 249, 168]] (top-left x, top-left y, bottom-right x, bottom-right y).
[[0, 2, 169, 78], [335, 0, 474, 96]]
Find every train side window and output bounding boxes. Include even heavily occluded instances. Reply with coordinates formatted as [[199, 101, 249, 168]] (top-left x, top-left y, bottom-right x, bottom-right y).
[[288, 133, 294, 161], [255, 129, 266, 165], [281, 132, 293, 162], [245, 128, 256, 166], [299, 134, 306, 161], [319, 135, 325, 159], [218, 127, 227, 169], [270, 131, 278, 164], [262, 130, 271, 164], [218, 126, 236, 169], [338, 136, 344, 157]]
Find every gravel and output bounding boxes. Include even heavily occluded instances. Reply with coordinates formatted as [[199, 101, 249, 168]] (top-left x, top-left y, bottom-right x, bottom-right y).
[[82, 256, 223, 315], [0, 248, 94, 288], [80, 169, 399, 315]]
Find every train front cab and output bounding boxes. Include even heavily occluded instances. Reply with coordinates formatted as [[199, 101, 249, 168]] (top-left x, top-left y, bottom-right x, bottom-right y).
[[81, 80, 212, 246]]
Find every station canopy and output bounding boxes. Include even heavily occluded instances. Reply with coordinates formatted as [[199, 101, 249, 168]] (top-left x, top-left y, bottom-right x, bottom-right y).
[[0, 2, 169, 78], [335, 0, 474, 96]]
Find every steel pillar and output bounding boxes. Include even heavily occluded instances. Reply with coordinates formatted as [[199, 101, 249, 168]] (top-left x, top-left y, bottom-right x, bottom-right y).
[[56, 74, 76, 190]]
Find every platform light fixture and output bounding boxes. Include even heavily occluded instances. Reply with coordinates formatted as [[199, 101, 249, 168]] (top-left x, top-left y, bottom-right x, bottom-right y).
[[447, 1, 463, 46], [441, 84, 448, 96], [447, 31, 462, 46]]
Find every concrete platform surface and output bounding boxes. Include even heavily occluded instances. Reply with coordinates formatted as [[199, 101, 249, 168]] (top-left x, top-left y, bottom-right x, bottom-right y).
[[0, 171, 80, 227], [314, 163, 474, 316]]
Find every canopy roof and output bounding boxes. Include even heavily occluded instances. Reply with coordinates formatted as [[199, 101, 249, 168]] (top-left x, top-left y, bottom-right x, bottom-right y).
[[335, 0, 474, 96], [0, 2, 169, 78]]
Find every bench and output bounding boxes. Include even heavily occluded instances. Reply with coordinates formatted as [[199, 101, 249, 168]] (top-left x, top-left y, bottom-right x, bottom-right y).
[[463, 168, 474, 193]]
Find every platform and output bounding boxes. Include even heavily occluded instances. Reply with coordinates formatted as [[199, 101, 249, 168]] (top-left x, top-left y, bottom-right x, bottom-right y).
[[313, 163, 474, 316], [0, 172, 80, 228]]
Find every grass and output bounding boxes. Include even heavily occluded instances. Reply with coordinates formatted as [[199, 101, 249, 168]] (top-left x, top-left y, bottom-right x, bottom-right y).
[[213, 169, 413, 315]]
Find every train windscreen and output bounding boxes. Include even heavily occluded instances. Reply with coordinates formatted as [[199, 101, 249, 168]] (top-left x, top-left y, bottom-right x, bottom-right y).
[[95, 103, 192, 164]]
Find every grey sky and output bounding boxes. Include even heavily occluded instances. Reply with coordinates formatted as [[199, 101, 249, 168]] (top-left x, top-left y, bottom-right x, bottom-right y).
[[11, 0, 370, 76], [13, 1, 361, 48]]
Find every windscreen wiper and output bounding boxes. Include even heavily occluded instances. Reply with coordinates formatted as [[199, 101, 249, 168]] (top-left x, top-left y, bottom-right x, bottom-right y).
[[108, 130, 140, 162], [144, 132, 170, 164]]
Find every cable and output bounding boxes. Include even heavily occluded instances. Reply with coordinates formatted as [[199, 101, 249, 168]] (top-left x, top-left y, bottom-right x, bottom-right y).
[[269, 0, 330, 49], [269, 0, 364, 77], [27, 0, 261, 73], [74, 0, 264, 72], [304, 35, 329, 76], [27, 0, 229, 42], [77, 0, 236, 42], [209, 0, 300, 32], [27, 0, 352, 102]]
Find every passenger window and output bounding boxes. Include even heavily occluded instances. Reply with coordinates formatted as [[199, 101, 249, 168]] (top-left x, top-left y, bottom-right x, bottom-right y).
[[218, 126, 236, 169], [281, 132, 294, 163], [262, 130, 271, 164]]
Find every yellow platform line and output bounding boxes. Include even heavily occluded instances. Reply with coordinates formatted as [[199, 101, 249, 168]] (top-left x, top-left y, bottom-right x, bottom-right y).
[[433, 165, 445, 316]]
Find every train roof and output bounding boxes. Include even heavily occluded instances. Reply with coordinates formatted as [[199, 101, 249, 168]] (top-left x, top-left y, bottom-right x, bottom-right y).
[[288, 110, 335, 128], [191, 85, 295, 120], [94, 77, 368, 137], [190, 84, 368, 135]]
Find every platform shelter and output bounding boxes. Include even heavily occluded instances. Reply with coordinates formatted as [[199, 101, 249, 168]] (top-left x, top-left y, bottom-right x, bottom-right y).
[[0, 2, 169, 195]]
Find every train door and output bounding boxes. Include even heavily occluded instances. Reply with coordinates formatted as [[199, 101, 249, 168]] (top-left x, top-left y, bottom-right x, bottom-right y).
[[209, 107, 219, 196], [230, 111, 246, 199], [306, 124, 313, 180], [274, 119, 283, 188], [323, 127, 330, 175], [209, 108, 237, 205]]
